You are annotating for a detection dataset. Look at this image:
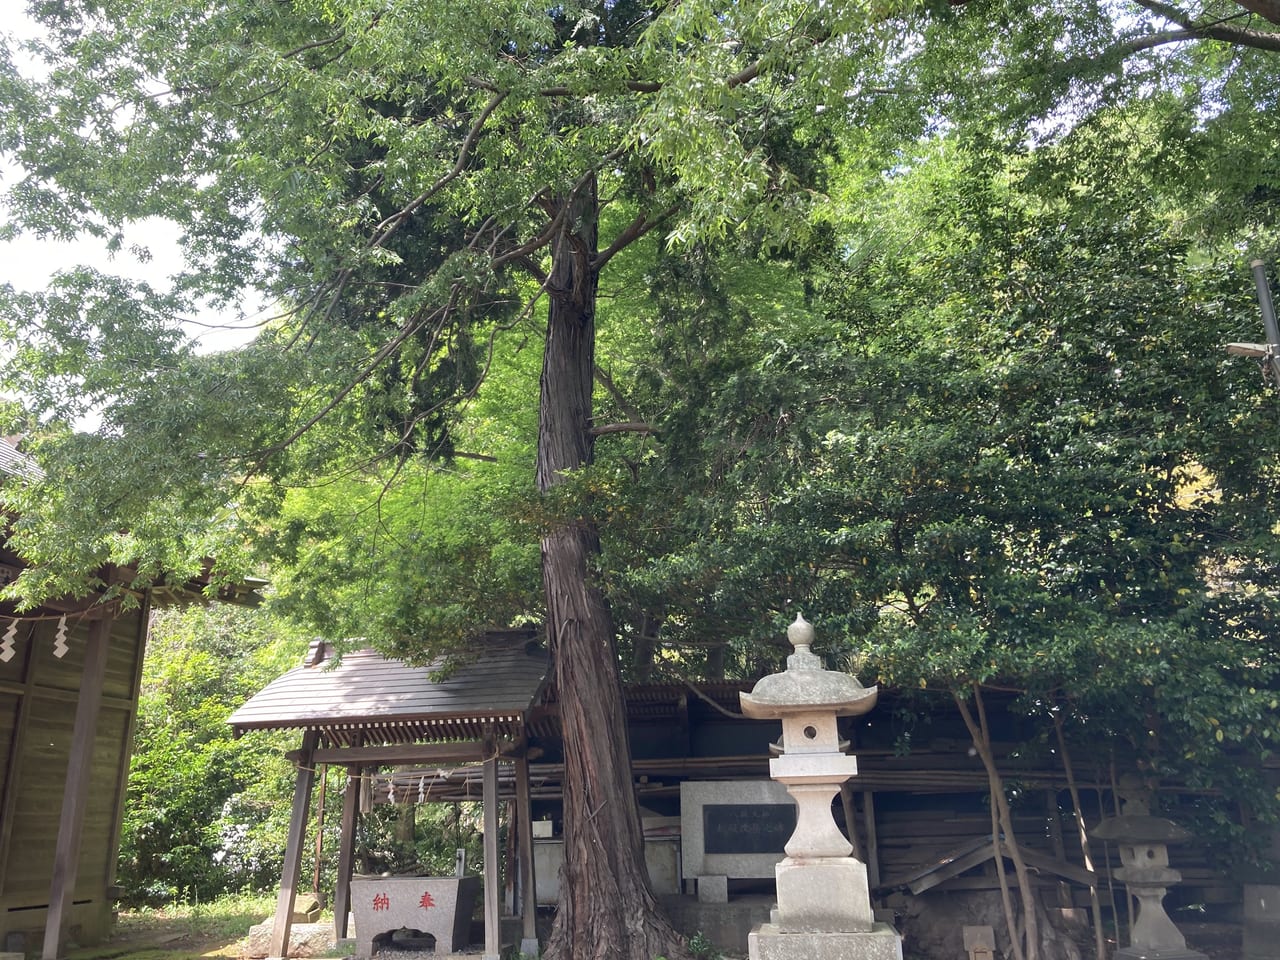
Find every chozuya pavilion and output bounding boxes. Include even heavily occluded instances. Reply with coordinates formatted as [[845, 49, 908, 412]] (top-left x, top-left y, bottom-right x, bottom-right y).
[[228, 629, 549, 960]]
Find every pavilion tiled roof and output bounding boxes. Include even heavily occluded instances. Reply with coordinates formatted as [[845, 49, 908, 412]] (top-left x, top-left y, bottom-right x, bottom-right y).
[[228, 630, 549, 746], [0, 437, 41, 480]]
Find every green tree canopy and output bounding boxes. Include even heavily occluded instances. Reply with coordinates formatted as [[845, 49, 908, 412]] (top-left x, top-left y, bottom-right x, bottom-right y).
[[3, 0, 1280, 954]]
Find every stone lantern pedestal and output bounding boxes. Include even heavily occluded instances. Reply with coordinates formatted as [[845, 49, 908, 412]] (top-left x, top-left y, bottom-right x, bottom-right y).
[[739, 615, 902, 960], [1093, 815, 1207, 960]]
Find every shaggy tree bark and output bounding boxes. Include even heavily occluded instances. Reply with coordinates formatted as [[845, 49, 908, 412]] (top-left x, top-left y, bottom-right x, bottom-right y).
[[536, 181, 689, 960]]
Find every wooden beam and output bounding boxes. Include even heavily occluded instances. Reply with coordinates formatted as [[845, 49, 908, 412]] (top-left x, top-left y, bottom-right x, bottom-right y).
[[270, 729, 321, 959], [288, 740, 503, 767], [43, 617, 111, 960], [0, 679, 133, 711], [333, 765, 361, 941], [515, 754, 538, 955], [907, 845, 995, 895], [483, 755, 501, 960], [1013, 844, 1096, 887]]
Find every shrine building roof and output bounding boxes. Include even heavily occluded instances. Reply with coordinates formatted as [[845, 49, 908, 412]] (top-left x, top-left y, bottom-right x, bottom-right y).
[[228, 629, 549, 746]]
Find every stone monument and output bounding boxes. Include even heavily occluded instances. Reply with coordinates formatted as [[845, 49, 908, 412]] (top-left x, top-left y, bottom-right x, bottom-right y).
[[739, 614, 902, 960], [1093, 793, 1206, 960]]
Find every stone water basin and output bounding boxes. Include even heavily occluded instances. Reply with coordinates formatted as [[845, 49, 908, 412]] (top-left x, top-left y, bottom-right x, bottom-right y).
[[350, 875, 481, 958]]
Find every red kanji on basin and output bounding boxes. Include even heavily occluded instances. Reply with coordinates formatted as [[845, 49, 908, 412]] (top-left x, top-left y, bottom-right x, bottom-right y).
[[372, 892, 390, 911], [420, 891, 436, 909]]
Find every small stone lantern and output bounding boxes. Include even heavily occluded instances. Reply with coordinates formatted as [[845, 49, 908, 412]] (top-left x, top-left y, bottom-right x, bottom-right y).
[[1092, 813, 1206, 960], [739, 615, 902, 960]]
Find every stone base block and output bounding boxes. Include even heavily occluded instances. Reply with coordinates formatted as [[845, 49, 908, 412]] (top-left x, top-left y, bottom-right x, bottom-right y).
[[698, 874, 729, 904], [244, 920, 337, 958], [748, 921, 902, 960], [291, 892, 323, 923], [776, 857, 874, 933], [661, 892, 773, 955], [1246, 884, 1280, 960], [1116, 949, 1208, 960]]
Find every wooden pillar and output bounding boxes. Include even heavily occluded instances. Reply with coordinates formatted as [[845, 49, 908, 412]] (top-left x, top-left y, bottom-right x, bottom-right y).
[[840, 783, 864, 862], [1046, 789, 1073, 908], [515, 754, 538, 955], [43, 617, 111, 960], [0, 621, 37, 903], [483, 754, 501, 960], [270, 729, 321, 959], [333, 765, 361, 941], [105, 595, 151, 903], [862, 790, 881, 892]]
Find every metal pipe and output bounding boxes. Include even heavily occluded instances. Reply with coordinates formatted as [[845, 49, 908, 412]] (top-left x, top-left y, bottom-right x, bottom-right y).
[[1249, 260, 1280, 384], [1250, 260, 1280, 346]]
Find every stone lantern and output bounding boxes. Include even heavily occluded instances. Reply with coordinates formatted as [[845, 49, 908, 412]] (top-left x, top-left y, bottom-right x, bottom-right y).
[[1092, 812, 1206, 960], [739, 614, 902, 960]]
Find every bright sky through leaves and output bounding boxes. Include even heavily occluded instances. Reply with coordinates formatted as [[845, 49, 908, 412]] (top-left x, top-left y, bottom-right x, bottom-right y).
[[0, 12, 263, 357]]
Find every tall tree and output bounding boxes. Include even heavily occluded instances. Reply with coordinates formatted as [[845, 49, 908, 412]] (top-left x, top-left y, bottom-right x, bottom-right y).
[[0, 2, 845, 957]]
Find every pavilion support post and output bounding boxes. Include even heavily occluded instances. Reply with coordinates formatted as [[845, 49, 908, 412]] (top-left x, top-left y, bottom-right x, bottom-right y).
[[270, 729, 321, 959], [483, 754, 501, 960], [515, 754, 539, 956], [43, 617, 111, 960], [333, 765, 361, 941]]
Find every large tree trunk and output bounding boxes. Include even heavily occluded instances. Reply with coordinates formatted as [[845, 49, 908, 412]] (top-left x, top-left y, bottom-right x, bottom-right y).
[[537, 182, 689, 960]]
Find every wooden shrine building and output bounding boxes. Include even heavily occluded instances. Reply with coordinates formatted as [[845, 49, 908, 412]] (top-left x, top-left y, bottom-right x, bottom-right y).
[[0, 577, 152, 959], [0, 437, 257, 959], [227, 630, 551, 960], [233, 629, 1249, 960]]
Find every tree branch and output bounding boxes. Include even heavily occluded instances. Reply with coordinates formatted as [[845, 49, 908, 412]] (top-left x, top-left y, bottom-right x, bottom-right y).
[[1232, 0, 1280, 24], [593, 364, 645, 423], [589, 421, 659, 436], [1128, 0, 1280, 50], [465, 43, 777, 105], [370, 90, 509, 241], [249, 284, 462, 469], [468, 75, 661, 96], [594, 203, 681, 270], [281, 32, 346, 59], [682, 679, 746, 720], [490, 208, 566, 271]]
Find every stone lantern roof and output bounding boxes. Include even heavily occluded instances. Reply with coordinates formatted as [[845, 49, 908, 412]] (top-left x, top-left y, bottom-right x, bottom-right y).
[[1092, 815, 1192, 845], [740, 614, 878, 720]]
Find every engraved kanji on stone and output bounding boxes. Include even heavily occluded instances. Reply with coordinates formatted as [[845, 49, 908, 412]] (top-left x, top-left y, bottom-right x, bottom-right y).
[[372, 892, 390, 912], [419, 891, 435, 909]]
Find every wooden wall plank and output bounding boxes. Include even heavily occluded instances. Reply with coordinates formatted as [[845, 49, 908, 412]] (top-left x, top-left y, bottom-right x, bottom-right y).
[[0, 620, 37, 901]]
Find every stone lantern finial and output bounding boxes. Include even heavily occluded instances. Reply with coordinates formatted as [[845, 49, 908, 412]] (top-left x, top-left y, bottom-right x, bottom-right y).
[[787, 614, 813, 649], [785, 614, 822, 672]]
